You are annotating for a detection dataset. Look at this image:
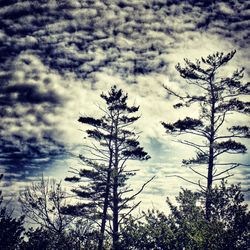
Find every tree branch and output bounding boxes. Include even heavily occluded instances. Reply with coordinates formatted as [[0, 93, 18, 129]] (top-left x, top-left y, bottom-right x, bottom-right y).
[[165, 175, 206, 190], [119, 176, 155, 209]]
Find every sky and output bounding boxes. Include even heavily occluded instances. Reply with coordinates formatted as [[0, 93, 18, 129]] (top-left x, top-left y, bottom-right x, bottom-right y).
[[0, 0, 250, 212]]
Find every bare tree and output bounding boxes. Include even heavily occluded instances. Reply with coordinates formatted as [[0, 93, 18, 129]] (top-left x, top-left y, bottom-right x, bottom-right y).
[[19, 176, 73, 236]]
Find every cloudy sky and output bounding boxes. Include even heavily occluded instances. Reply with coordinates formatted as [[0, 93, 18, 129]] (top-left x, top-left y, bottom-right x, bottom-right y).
[[0, 0, 249, 211]]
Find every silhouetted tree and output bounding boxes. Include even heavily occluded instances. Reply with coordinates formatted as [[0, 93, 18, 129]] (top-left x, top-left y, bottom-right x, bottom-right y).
[[166, 183, 250, 250], [0, 174, 25, 250], [21, 227, 56, 250], [21, 224, 97, 250], [162, 50, 250, 220], [66, 85, 151, 250], [120, 182, 250, 250], [119, 211, 176, 249], [19, 176, 73, 238]]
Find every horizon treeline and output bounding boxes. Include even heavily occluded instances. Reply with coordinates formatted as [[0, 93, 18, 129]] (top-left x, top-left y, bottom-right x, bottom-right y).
[[0, 50, 250, 250]]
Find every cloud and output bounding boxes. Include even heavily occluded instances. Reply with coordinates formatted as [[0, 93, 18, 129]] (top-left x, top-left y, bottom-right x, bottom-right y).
[[0, 0, 249, 208], [0, 53, 67, 175], [1, 0, 248, 79]]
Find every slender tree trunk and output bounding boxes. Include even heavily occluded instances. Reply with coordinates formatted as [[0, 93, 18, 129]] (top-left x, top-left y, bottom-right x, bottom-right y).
[[206, 137, 214, 221], [112, 171, 119, 250], [98, 161, 112, 250], [206, 126, 214, 222], [206, 74, 216, 221], [205, 76, 216, 250], [112, 118, 119, 250], [98, 122, 114, 250]]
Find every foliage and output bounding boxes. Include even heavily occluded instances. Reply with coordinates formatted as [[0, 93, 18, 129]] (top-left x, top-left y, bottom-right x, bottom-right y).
[[119, 211, 177, 250], [0, 174, 25, 250], [20, 226, 98, 250], [0, 212, 25, 250], [21, 227, 57, 250], [120, 182, 250, 250]]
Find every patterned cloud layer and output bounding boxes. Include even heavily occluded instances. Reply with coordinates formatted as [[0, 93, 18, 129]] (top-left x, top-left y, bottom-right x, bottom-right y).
[[0, 0, 249, 194]]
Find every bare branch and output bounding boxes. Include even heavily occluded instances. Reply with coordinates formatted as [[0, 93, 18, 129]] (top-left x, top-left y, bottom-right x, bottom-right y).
[[118, 201, 141, 224], [120, 176, 155, 209], [176, 139, 207, 154], [213, 164, 240, 177], [189, 166, 207, 179], [214, 111, 226, 133], [163, 85, 187, 100], [165, 175, 206, 189], [213, 174, 234, 181]]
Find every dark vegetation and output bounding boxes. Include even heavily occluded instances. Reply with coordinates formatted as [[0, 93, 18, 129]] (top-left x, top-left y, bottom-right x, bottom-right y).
[[0, 51, 249, 249]]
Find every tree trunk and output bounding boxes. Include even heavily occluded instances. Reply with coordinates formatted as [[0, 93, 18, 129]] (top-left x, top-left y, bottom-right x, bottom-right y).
[[98, 122, 114, 250], [206, 139, 214, 221], [112, 172, 119, 250], [98, 163, 112, 250], [205, 76, 216, 250], [206, 74, 216, 221], [112, 118, 119, 250]]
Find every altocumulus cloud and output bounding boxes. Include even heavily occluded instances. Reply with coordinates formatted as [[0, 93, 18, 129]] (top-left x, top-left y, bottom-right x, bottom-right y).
[[0, 0, 249, 208], [1, 0, 250, 78], [0, 53, 66, 177]]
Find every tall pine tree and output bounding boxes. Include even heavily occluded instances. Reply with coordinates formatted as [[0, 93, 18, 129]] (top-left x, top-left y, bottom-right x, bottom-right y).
[[66, 86, 151, 250], [161, 51, 250, 220]]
